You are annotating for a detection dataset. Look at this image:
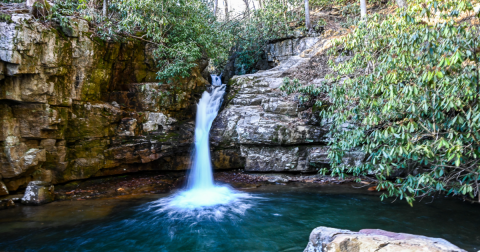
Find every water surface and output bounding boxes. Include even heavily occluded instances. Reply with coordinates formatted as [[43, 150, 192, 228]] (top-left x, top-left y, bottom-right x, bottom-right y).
[[0, 184, 479, 252]]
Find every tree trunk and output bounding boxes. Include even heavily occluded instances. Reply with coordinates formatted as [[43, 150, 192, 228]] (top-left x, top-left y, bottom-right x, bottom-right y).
[[259, 0, 263, 9], [214, 0, 218, 17], [395, 0, 407, 9], [103, 0, 107, 17], [360, 0, 367, 19], [243, 0, 250, 18], [305, 0, 311, 30], [476, 174, 480, 203], [224, 0, 229, 21]]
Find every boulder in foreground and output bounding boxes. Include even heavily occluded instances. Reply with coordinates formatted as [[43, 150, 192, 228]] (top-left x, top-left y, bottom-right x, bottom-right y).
[[304, 226, 466, 252]]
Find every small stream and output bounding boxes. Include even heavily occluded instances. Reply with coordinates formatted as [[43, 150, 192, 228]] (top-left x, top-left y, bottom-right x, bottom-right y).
[[0, 184, 479, 252]]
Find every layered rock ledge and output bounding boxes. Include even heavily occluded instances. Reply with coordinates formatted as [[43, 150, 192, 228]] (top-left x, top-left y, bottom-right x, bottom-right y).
[[211, 36, 364, 173], [0, 11, 219, 194], [0, 7, 359, 196]]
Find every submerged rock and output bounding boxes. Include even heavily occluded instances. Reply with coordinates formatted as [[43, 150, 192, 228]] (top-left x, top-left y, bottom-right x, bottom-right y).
[[21, 181, 55, 205], [0, 198, 15, 209], [304, 226, 466, 252]]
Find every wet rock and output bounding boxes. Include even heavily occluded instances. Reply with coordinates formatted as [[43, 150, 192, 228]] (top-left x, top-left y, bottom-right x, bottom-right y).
[[21, 181, 55, 205], [0, 181, 8, 196], [265, 174, 290, 183], [0, 146, 46, 179], [0, 193, 23, 209], [0, 198, 15, 209], [5, 199, 15, 207], [215, 171, 356, 185], [241, 146, 319, 172], [8, 194, 23, 203], [54, 172, 182, 200], [142, 112, 177, 132], [304, 227, 466, 252], [116, 118, 137, 137], [212, 149, 245, 169]]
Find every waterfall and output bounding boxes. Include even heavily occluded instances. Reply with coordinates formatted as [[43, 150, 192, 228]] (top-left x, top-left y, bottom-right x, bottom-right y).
[[211, 73, 222, 86], [162, 74, 249, 210], [187, 77, 226, 190]]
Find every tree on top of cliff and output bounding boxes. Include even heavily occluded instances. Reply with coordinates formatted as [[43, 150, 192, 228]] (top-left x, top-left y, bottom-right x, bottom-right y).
[[104, 0, 232, 80], [38, 0, 232, 80], [282, 0, 480, 205]]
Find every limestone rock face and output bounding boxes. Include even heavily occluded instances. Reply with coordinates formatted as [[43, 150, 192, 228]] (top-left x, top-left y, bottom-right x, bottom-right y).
[[21, 181, 55, 205], [0, 12, 211, 194], [211, 59, 328, 172], [266, 37, 321, 66], [304, 227, 466, 252], [211, 36, 365, 172]]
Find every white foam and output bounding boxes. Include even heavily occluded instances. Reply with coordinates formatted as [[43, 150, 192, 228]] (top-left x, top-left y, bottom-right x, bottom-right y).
[[151, 84, 253, 217], [148, 187, 256, 221], [169, 186, 241, 208]]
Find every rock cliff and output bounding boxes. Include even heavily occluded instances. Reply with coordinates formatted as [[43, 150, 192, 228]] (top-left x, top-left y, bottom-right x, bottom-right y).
[[211, 34, 364, 173], [0, 6, 361, 195], [0, 10, 223, 195]]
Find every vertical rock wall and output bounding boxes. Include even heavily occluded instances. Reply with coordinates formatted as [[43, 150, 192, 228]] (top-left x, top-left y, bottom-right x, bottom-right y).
[[0, 12, 216, 194], [211, 62, 330, 173], [266, 36, 320, 66], [211, 38, 365, 173]]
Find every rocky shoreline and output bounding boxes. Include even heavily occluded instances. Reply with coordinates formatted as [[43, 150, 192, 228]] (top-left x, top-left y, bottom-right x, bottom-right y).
[[1, 174, 473, 251], [1, 170, 372, 209]]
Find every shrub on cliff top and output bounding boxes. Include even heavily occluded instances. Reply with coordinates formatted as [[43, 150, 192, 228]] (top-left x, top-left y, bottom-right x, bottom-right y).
[[284, 0, 480, 204], [46, 0, 231, 80], [326, 0, 480, 205], [110, 0, 231, 80]]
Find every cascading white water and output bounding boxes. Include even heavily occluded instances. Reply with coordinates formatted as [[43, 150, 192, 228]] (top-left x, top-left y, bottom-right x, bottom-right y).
[[160, 74, 251, 210], [211, 73, 222, 86], [186, 78, 226, 190]]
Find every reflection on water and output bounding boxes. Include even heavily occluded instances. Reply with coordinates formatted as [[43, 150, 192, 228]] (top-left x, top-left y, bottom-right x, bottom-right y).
[[0, 184, 479, 252]]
